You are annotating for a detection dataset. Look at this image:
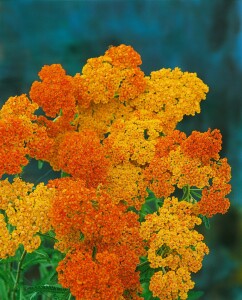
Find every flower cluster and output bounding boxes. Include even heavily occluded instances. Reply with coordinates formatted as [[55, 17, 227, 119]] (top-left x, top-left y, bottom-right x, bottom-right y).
[[129, 67, 209, 134], [48, 177, 144, 299], [0, 178, 54, 258], [140, 197, 209, 300], [0, 95, 37, 177], [145, 129, 231, 217], [0, 44, 231, 299], [30, 64, 76, 120]]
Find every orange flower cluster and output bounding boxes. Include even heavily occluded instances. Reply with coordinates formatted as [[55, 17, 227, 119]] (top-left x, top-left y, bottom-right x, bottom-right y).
[[145, 129, 231, 217], [30, 64, 77, 120], [0, 44, 231, 299], [48, 177, 144, 299], [198, 158, 231, 217], [56, 131, 109, 188], [181, 129, 222, 164], [57, 249, 143, 300], [140, 197, 209, 299], [0, 177, 54, 258]]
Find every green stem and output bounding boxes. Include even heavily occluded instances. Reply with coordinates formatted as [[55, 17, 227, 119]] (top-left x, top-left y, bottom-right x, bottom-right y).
[[67, 293, 72, 300], [6, 260, 12, 299], [136, 260, 150, 271], [187, 185, 191, 202], [92, 246, 97, 261], [12, 250, 27, 300], [34, 169, 53, 184]]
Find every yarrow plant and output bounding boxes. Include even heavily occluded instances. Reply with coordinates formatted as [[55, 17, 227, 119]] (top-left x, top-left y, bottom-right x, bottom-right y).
[[0, 44, 231, 300]]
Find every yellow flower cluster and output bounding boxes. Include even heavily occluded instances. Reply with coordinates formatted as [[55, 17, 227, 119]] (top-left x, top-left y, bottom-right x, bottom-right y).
[[0, 94, 56, 176], [0, 95, 37, 178], [130, 67, 209, 134], [140, 197, 209, 299], [78, 44, 146, 106], [0, 94, 38, 120], [0, 178, 54, 258], [149, 268, 194, 300]]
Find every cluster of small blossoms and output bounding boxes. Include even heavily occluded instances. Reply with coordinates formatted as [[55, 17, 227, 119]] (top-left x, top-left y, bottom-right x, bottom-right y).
[[129, 67, 209, 135], [0, 93, 55, 175], [0, 178, 54, 258], [0, 95, 36, 177], [48, 177, 144, 299], [25, 45, 211, 210], [145, 129, 231, 217], [140, 197, 209, 300], [30, 64, 77, 120], [0, 44, 232, 299]]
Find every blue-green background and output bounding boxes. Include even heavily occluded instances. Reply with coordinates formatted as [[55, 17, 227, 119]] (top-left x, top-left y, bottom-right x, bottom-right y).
[[1, 0, 242, 299]]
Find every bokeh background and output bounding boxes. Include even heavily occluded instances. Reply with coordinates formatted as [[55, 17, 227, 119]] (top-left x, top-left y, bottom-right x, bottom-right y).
[[1, 0, 242, 299]]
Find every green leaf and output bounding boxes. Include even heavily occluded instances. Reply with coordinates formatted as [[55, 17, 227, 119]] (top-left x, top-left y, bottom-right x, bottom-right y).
[[37, 231, 58, 242], [22, 257, 49, 271], [25, 285, 71, 300], [21, 249, 52, 270], [187, 290, 204, 300], [37, 270, 58, 286], [139, 190, 164, 222], [0, 256, 18, 265], [182, 185, 190, 201], [0, 280, 8, 300], [34, 250, 51, 261], [0, 268, 15, 287], [190, 190, 202, 199], [139, 265, 155, 284], [141, 282, 159, 300], [200, 214, 210, 229], [61, 171, 70, 178], [136, 256, 150, 272], [29, 292, 38, 300], [145, 197, 157, 203], [37, 160, 44, 170], [25, 285, 69, 294], [52, 291, 71, 300], [74, 113, 79, 120]]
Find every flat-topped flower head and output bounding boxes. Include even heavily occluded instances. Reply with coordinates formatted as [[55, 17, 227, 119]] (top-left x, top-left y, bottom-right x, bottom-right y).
[[48, 177, 144, 254], [30, 64, 77, 120], [0, 94, 38, 120], [0, 178, 54, 258], [105, 44, 142, 68], [55, 130, 109, 188], [79, 45, 146, 106], [0, 116, 33, 177], [140, 197, 209, 300]]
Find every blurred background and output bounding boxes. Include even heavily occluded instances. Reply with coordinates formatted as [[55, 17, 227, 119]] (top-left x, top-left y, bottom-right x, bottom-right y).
[[0, 0, 242, 299]]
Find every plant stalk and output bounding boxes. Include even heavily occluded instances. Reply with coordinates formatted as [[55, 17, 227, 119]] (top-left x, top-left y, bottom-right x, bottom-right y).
[[12, 250, 27, 300], [67, 293, 72, 300]]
